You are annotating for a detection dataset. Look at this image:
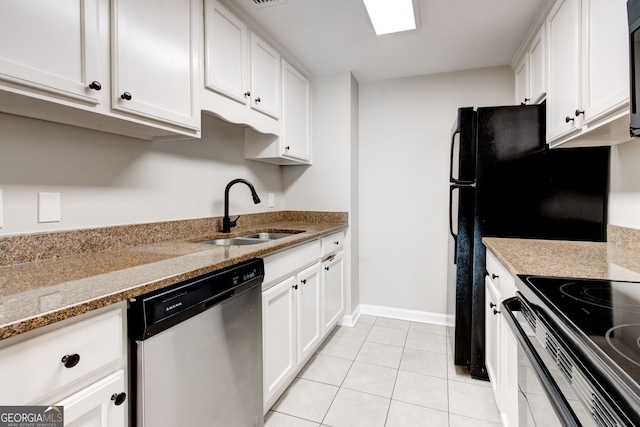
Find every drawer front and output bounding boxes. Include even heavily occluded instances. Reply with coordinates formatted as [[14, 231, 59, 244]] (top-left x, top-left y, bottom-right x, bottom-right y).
[[262, 240, 321, 288], [0, 307, 124, 404], [486, 250, 516, 298], [321, 232, 344, 258]]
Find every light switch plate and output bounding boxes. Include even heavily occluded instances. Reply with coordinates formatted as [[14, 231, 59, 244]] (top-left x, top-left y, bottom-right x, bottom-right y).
[[38, 192, 61, 223], [268, 192, 275, 208]]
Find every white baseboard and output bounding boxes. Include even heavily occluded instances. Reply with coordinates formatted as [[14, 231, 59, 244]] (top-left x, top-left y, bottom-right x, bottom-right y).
[[340, 304, 454, 327]]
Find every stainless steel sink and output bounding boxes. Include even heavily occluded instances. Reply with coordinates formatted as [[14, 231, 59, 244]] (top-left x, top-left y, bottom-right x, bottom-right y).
[[198, 238, 270, 246], [197, 231, 300, 246], [240, 232, 298, 240]]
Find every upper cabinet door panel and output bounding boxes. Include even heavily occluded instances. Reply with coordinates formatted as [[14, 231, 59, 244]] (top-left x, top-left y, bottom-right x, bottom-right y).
[[529, 26, 546, 104], [112, 0, 198, 130], [205, 0, 249, 104], [547, 0, 581, 141], [0, 0, 100, 105], [250, 32, 281, 119], [582, 0, 629, 124]]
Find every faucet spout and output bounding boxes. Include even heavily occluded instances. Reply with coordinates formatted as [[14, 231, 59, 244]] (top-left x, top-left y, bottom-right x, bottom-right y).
[[222, 179, 261, 233]]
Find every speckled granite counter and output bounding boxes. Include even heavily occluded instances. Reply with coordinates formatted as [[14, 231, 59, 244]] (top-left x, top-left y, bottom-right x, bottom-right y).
[[483, 224, 640, 282], [0, 211, 348, 340]]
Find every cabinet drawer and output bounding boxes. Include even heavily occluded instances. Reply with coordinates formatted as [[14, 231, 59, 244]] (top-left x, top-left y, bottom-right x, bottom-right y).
[[0, 307, 124, 404], [486, 250, 516, 298], [321, 232, 344, 258], [263, 240, 321, 288]]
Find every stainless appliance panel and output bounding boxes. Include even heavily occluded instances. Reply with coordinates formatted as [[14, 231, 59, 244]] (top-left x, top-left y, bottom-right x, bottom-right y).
[[135, 284, 263, 427]]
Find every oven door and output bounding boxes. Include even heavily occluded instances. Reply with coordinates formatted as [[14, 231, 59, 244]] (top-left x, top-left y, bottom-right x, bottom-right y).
[[501, 298, 603, 427]]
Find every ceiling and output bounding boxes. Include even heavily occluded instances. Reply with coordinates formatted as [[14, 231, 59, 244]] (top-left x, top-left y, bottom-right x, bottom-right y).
[[224, 0, 547, 82]]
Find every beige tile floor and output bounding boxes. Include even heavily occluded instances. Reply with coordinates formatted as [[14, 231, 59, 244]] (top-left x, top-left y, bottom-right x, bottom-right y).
[[264, 315, 500, 427]]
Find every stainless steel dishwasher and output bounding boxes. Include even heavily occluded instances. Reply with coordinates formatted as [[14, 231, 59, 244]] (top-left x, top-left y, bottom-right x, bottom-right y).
[[128, 258, 264, 427]]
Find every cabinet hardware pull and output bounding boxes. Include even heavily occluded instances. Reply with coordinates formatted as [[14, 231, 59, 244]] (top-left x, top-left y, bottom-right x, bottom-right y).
[[492, 308, 500, 315], [521, 97, 530, 105], [565, 116, 574, 123], [255, 97, 261, 103], [334, 241, 339, 245], [120, 92, 132, 101], [575, 109, 585, 117], [489, 302, 496, 308], [301, 279, 306, 284], [292, 284, 298, 290], [111, 392, 127, 406], [491, 273, 499, 280], [325, 267, 330, 271], [88, 81, 102, 91], [244, 91, 250, 97], [285, 146, 290, 150], [61, 354, 80, 368]]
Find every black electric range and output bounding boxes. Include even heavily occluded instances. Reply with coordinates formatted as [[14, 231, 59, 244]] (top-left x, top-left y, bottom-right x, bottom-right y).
[[516, 275, 640, 425]]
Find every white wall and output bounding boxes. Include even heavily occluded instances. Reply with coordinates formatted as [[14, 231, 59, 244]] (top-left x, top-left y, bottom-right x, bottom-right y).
[[358, 66, 515, 318], [283, 72, 360, 313], [609, 138, 640, 229], [0, 112, 283, 235]]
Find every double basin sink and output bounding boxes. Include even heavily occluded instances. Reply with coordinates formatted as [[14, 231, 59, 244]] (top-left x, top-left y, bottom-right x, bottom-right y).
[[198, 231, 300, 246]]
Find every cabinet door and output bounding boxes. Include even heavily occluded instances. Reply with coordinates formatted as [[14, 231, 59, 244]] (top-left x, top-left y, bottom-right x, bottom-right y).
[[0, 0, 101, 106], [501, 319, 519, 427], [112, 0, 198, 130], [296, 262, 321, 363], [514, 57, 529, 105], [204, 0, 249, 104], [322, 251, 344, 335], [547, 0, 581, 141], [581, 0, 629, 124], [485, 276, 500, 400], [250, 32, 281, 119], [281, 59, 311, 161], [56, 370, 127, 427], [529, 25, 546, 104], [262, 276, 296, 409]]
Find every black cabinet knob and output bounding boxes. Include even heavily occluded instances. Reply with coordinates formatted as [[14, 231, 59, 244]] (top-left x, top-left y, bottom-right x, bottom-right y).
[[120, 92, 132, 101], [325, 266, 330, 271], [492, 308, 501, 315], [575, 109, 585, 117], [285, 146, 290, 150], [255, 97, 261, 103], [88, 81, 102, 91], [244, 91, 251, 97], [301, 279, 307, 284], [292, 284, 298, 290], [61, 354, 80, 368], [491, 273, 499, 280], [565, 116, 574, 123], [111, 392, 127, 406]]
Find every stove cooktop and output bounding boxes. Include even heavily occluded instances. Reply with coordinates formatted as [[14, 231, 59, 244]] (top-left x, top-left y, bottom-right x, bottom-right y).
[[519, 276, 640, 406]]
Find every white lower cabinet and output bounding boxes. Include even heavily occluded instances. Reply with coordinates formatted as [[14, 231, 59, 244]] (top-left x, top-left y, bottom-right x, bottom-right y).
[[262, 233, 345, 414], [485, 249, 518, 427], [322, 250, 344, 332], [0, 303, 128, 425]]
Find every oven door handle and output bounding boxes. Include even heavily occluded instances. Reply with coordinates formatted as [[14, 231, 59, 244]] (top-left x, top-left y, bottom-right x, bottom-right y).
[[501, 297, 581, 427]]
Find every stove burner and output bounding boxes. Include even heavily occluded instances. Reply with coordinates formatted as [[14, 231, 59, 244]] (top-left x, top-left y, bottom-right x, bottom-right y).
[[606, 324, 640, 368], [559, 283, 640, 313]]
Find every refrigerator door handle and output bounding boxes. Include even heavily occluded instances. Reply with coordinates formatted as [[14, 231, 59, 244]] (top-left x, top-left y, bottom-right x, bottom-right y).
[[449, 129, 460, 183], [449, 185, 457, 242]]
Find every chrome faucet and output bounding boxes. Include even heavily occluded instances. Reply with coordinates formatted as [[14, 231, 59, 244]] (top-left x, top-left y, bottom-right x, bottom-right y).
[[222, 179, 261, 233]]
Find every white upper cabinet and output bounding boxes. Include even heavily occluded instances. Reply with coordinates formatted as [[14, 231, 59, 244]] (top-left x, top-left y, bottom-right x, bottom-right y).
[[204, 0, 249, 104], [581, 0, 629, 126], [280, 59, 312, 161], [514, 0, 632, 147], [250, 33, 281, 119], [0, 0, 201, 140], [547, 0, 582, 141], [514, 25, 546, 106], [202, 0, 280, 135], [112, 0, 199, 132], [0, 0, 102, 107]]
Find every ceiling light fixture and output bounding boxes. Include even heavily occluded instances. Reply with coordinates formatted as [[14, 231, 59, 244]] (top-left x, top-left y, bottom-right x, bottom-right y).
[[362, 0, 417, 35]]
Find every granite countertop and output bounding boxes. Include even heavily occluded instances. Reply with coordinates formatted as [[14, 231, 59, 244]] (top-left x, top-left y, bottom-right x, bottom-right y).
[[483, 224, 640, 282], [0, 211, 348, 340]]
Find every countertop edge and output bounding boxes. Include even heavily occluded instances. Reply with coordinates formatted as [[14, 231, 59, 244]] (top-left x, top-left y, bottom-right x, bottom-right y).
[[0, 219, 348, 341]]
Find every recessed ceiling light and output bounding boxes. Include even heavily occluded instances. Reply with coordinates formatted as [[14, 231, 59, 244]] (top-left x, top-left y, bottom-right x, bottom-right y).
[[362, 0, 417, 35]]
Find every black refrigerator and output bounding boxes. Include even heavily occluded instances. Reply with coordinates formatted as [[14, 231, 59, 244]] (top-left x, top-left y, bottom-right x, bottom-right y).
[[447, 104, 609, 379]]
